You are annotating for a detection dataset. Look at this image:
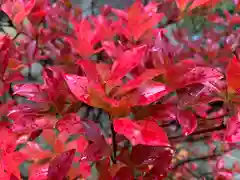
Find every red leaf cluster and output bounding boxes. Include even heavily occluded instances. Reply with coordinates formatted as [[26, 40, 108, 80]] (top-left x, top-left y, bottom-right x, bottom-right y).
[[0, 0, 239, 179]]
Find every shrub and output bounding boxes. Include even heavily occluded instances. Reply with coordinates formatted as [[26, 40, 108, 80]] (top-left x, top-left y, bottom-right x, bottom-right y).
[[0, 0, 239, 179]]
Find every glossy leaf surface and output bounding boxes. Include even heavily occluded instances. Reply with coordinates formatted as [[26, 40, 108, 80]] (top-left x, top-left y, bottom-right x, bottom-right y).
[[47, 149, 76, 180]]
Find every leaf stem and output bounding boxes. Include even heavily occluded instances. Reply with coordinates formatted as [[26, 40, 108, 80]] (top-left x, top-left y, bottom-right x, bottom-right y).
[[169, 123, 226, 140], [172, 149, 230, 170], [91, 0, 96, 15], [143, 0, 149, 6], [111, 123, 117, 164]]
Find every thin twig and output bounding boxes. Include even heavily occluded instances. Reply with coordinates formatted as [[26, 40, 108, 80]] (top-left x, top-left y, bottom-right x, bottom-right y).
[[143, 0, 149, 6], [8, 83, 15, 100], [169, 124, 225, 140], [84, 105, 91, 118], [91, 0, 97, 16], [159, 18, 179, 28], [172, 150, 230, 170], [184, 165, 200, 179], [111, 123, 117, 164], [94, 109, 103, 121]]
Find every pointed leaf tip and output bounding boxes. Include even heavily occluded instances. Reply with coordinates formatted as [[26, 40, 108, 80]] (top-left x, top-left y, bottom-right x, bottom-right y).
[[178, 110, 197, 136]]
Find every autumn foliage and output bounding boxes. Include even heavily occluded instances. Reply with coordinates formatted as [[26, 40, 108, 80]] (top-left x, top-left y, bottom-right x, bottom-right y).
[[0, 0, 240, 179]]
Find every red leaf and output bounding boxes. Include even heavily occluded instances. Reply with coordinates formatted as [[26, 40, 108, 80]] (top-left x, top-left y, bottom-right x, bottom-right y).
[[176, 0, 219, 11], [193, 103, 211, 118], [80, 120, 111, 161], [88, 84, 120, 109], [1, 2, 21, 26], [96, 63, 111, 83], [76, 60, 100, 84], [131, 145, 173, 165], [80, 140, 111, 161], [7, 104, 49, 120], [0, 80, 9, 97], [90, 15, 115, 44], [6, 57, 25, 71], [114, 69, 164, 96], [113, 167, 134, 180], [56, 114, 84, 134], [96, 158, 112, 180], [20, 142, 52, 161], [13, 84, 44, 102], [224, 114, 240, 143], [147, 153, 173, 179], [5, 71, 24, 83], [189, 0, 219, 10], [28, 9, 46, 25], [0, 171, 10, 179], [215, 170, 233, 180], [131, 145, 173, 178], [53, 139, 65, 154], [114, 118, 170, 146], [64, 74, 89, 103], [27, 40, 37, 62], [29, 164, 49, 180], [133, 103, 177, 121], [13, 0, 36, 26], [28, 129, 43, 141], [0, 128, 17, 154], [47, 149, 76, 180], [177, 109, 197, 136], [133, 81, 170, 106], [82, 120, 102, 142], [165, 60, 223, 89], [226, 56, 240, 92], [66, 19, 103, 57], [10, 174, 19, 180], [77, 136, 88, 153], [175, 0, 191, 10], [102, 41, 123, 59], [111, 0, 163, 41], [2, 152, 26, 179], [24, 0, 36, 15], [11, 115, 57, 133], [0, 49, 9, 79], [79, 160, 91, 179], [109, 45, 147, 82]]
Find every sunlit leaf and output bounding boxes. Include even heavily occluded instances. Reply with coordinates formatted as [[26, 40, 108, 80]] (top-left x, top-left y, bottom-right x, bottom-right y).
[[114, 118, 170, 146], [64, 74, 89, 104], [165, 60, 223, 89], [109, 45, 147, 82]]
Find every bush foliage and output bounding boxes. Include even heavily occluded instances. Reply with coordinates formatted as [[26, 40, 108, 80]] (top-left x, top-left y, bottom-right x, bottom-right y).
[[0, 0, 240, 179]]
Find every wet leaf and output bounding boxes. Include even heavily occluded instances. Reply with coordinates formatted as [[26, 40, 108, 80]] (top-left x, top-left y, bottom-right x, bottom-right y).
[[165, 60, 223, 89], [177, 109, 197, 136], [47, 149, 76, 180], [64, 74, 89, 104], [114, 118, 170, 146]]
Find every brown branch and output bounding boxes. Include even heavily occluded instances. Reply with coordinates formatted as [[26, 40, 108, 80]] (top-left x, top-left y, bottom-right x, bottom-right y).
[[91, 0, 97, 15], [172, 150, 230, 170], [111, 123, 117, 164], [159, 18, 179, 28], [84, 105, 92, 118], [143, 0, 149, 6], [169, 124, 225, 140], [233, 49, 239, 60]]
